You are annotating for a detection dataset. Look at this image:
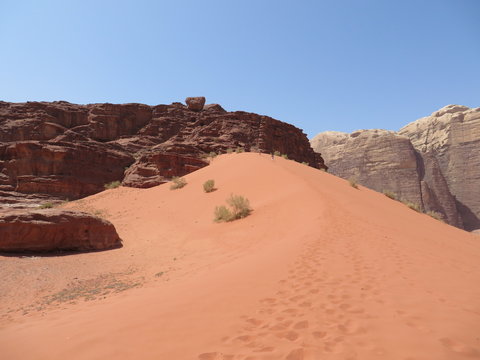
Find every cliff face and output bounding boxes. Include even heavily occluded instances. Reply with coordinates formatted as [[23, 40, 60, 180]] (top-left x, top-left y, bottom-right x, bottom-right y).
[[399, 105, 480, 231], [311, 105, 479, 231], [0, 100, 325, 207]]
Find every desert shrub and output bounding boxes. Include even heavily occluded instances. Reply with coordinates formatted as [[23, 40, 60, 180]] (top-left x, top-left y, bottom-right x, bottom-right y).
[[39, 202, 54, 209], [203, 179, 215, 193], [274, 151, 281, 156], [403, 201, 421, 212], [426, 210, 443, 221], [104, 181, 121, 189], [383, 190, 397, 200], [227, 194, 251, 219], [348, 178, 358, 189], [281, 154, 289, 159], [301, 161, 308, 165], [214, 205, 232, 222], [235, 147, 244, 153], [170, 176, 187, 190], [226, 148, 234, 154], [214, 194, 252, 222], [208, 151, 217, 158]]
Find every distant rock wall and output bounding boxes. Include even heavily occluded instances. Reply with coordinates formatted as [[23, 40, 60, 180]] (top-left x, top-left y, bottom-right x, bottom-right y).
[[0, 99, 326, 207], [311, 105, 480, 231]]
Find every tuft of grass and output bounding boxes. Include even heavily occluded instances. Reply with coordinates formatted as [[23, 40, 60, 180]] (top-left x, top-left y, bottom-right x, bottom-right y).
[[39, 202, 54, 209], [235, 147, 244, 153], [274, 151, 281, 157], [214, 194, 252, 222], [170, 176, 187, 190], [383, 190, 397, 200], [426, 210, 443, 222], [226, 148, 234, 154], [281, 154, 289, 159], [348, 178, 359, 189], [208, 151, 217, 158], [403, 201, 421, 212], [203, 179, 216, 193], [104, 181, 121, 190], [301, 161, 308, 165]]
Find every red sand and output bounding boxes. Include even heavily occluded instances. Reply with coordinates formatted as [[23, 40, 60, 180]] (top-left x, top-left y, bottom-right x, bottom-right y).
[[1, 153, 479, 359]]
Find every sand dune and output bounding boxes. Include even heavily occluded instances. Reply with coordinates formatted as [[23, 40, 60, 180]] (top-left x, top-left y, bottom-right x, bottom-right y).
[[1, 153, 479, 360]]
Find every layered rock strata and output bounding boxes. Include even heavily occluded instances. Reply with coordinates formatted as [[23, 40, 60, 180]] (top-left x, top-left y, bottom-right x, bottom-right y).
[[311, 105, 480, 231], [0, 99, 326, 207], [0, 209, 122, 252]]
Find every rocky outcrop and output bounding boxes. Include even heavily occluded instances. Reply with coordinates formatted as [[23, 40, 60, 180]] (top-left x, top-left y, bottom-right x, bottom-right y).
[[0, 209, 122, 252], [185, 97, 206, 112], [311, 105, 479, 231], [0, 99, 325, 207], [399, 105, 480, 231]]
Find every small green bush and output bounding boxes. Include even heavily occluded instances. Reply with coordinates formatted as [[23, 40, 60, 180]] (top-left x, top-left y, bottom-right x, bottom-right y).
[[203, 179, 215, 193], [383, 190, 397, 200], [170, 176, 187, 190], [226, 148, 234, 154], [348, 178, 358, 189], [301, 161, 308, 166], [214, 205, 233, 222], [214, 194, 252, 222], [281, 154, 289, 159], [274, 151, 281, 157], [235, 147, 244, 153], [104, 181, 121, 189], [39, 202, 54, 209], [208, 151, 217, 158]]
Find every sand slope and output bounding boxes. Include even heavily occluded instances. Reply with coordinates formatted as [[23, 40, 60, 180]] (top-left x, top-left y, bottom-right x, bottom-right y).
[[1, 153, 479, 360]]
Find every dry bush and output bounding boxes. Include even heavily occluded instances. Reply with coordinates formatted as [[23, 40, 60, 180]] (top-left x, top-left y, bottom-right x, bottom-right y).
[[348, 178, 359, 189], [403, 201, 421, 212], [214, 194, 252, 222], [383, 190, 397, 200], [426, 210, 443, 221], [170, 176, 187, 190], [104, 181, 121, 189], [203, 179, 216, 193], [214, 205, 232, 222]]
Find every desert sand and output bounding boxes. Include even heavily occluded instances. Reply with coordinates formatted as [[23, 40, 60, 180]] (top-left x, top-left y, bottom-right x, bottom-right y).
[[1, 153, 479, 359]]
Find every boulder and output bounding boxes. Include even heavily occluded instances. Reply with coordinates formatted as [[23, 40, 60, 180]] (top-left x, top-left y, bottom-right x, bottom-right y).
[[0, 209, 122, 252], [185, 97, 206, 111]]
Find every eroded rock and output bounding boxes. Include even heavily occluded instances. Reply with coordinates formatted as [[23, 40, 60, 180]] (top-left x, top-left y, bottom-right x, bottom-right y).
[[0, 209, 122, 252]]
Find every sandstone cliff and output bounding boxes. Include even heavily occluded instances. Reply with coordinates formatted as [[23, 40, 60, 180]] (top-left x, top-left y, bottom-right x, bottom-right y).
[[311, 105, 480, 231], [0, 100, 325, 207]]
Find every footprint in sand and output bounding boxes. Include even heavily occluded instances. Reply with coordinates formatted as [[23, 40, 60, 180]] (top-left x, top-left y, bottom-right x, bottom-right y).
[[439, 338, 480, 357]]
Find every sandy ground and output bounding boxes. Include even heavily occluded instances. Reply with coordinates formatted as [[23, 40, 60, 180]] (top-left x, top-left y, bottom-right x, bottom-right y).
[[1, 153, 479, 360]]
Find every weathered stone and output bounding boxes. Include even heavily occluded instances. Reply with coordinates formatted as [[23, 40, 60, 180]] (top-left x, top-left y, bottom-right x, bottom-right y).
[[185, 97, 206, 112], [0, 100, 325, 208], [399, 105, 480, 231], [311, 105, 479, 231], [0, 209, 122, 252]]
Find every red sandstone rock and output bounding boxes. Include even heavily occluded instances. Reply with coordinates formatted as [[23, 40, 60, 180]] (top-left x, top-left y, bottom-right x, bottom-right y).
[[185, 97, 206, 111], [0, 99, 326, 207], [0, 209, 122, 252]]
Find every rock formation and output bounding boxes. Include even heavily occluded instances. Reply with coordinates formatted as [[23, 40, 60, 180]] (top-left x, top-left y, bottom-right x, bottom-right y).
[[0, 99, 326, 207], [311, 105, 480, 231], [0, 209, 121, 252]]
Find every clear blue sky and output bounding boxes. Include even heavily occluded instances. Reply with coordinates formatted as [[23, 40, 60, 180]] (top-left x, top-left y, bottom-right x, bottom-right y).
[[1, 0, 479, 137]]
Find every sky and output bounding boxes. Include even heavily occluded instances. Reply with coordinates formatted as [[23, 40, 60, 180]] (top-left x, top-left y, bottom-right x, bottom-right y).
[[1, 0, 479, 138]]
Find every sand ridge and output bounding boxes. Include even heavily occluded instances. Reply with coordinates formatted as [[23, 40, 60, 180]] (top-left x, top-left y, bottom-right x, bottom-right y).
[[1, 153, 479, 359]]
